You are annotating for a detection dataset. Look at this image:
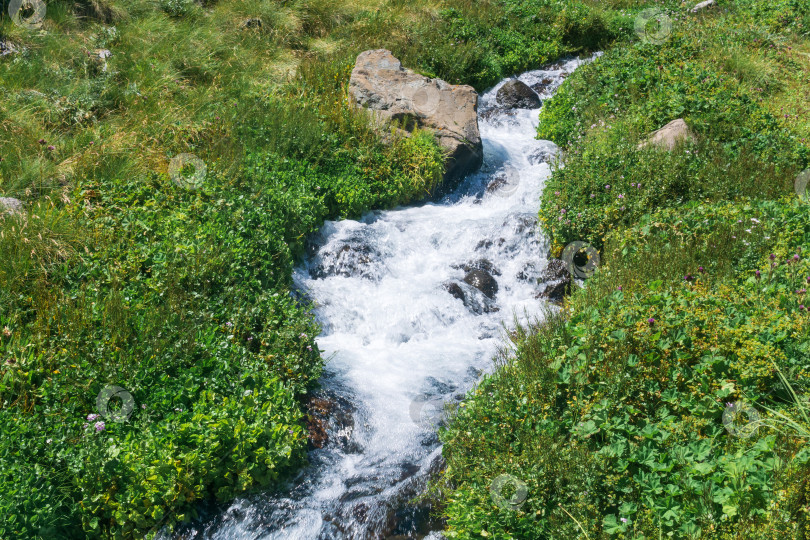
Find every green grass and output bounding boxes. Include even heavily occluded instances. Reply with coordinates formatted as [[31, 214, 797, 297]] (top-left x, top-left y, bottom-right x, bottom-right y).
[[438, 1, 810, 539]]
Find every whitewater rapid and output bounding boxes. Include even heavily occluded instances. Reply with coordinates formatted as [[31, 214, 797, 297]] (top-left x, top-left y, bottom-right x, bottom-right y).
[[172, 55, 593, 540]]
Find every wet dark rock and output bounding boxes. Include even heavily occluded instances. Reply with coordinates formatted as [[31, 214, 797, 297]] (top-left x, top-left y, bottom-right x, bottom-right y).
[[463, 269, 498, 299], [485, 168, 520, 195], [352, 502, 369, 523], [504, 213, 538, 236], [340, 483, 384, 503], [516, 261, 538, 282], [475, 238, 507, 253], [479, 108, 520, 128], [455, 258, 501, 276], [443, 281, 465, 302], [309, 236, 382, 280], [536, 259, 571, 304], [443, 280, 498, 314], [486, 173, 508, 193], [530, 77, 554, 94], [304, 391, 356, 451], [527, 141, 560, 165], [475, 239, 492, 251], [496, 80, 542, 109], [537, 280, 568, 304], [466, 366, 483, 380], [541, 258, 570, 281], [398, 462, 421, 482], [423, 376, 457, 395]]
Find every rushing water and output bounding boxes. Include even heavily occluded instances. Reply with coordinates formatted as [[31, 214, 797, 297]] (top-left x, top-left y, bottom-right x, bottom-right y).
[[173, 55, 592, 540]]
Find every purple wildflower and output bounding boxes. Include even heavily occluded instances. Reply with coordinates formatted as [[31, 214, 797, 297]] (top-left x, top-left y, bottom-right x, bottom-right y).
[[87, 413, 99, 421], [94, 421, 105, 432]]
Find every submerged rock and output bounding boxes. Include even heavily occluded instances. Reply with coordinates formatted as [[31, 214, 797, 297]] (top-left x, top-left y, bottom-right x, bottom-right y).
[[349, 49, 483, 190], [536, 258, 572, 304], [496, 80, 542, 109], [305, 391, 357, 451], [443, 280, 499, 314], [530, 77, 555, 95], [527, 141, 560, 165], [457, 258, 501, 276], [309, 234, 382, 280], [463, 269, 499, 299]]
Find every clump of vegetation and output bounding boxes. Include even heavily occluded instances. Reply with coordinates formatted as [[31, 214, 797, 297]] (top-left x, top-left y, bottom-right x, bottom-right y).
[[439, 1, 810, 538]]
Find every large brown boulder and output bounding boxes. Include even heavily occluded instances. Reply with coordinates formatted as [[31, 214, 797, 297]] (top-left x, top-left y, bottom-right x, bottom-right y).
[[637, 119, 695, 151], [349, 49, 483, 191]]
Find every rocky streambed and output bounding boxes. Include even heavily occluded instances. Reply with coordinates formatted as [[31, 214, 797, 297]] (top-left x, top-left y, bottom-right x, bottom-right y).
[[168, 53, 595, 540]]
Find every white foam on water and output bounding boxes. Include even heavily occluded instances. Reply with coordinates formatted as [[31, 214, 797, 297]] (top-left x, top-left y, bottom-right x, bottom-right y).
[[172, 55, 596, 540]]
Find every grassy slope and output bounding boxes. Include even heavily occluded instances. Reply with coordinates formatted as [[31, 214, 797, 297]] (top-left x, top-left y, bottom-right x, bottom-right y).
[[439, 1, 810, 539], [0, 0, 632, 538]]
